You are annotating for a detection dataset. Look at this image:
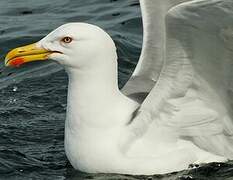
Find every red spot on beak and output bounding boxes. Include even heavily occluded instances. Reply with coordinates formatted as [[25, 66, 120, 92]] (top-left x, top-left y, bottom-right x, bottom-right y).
[[9, 57, 25, 67]]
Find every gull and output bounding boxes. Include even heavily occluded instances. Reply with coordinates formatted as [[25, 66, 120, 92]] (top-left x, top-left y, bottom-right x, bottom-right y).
[[4, 0, 233, 175]]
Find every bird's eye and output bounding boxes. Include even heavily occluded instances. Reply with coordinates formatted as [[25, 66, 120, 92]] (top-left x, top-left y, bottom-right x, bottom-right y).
[[61, 37, 73, 43]]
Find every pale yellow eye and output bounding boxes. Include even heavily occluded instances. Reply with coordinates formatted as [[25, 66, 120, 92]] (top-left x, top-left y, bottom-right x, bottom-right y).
[[61, 37, 73, 43]]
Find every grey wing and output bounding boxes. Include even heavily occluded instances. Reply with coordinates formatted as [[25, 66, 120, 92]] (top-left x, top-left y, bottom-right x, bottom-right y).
[[124, 0, 233, 158], [122, 0, 190, 102]]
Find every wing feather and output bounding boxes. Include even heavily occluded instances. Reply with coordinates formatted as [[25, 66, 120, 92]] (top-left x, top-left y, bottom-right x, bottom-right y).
[[122, 0, 189, 101], [123, 0, 233, 157]]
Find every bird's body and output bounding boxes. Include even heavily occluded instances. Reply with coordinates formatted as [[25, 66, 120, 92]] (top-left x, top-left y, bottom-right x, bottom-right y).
[[5, 0, 233, 175], [63, 39, 227, 174], [64, 63, 139, 173]]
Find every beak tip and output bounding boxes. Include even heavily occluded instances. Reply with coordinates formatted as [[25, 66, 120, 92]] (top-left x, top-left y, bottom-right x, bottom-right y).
[[4, 43, 50, 68], [7, 58, 25, 67], [4, 59, 9, 67]]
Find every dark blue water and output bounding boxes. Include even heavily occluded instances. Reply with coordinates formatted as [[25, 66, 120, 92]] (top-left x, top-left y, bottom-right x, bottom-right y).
[[0, 0, 233, 179]]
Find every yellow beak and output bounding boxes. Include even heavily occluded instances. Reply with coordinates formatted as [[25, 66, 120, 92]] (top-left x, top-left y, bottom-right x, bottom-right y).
[[5, 43, 52, 67]]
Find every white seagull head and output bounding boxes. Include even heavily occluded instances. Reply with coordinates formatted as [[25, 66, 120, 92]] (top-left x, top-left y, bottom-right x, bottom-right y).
[[5, 23, 117, 71]]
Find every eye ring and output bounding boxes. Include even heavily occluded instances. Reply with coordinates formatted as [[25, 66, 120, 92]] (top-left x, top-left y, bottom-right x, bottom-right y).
[[61, 37, 73, 43]]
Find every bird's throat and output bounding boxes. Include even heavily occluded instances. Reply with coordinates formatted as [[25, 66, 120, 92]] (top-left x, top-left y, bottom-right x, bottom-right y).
[[65, 67, 137, 130]]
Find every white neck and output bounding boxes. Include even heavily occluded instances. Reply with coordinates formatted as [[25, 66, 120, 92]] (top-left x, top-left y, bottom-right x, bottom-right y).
[[64, 55, 139, 131]]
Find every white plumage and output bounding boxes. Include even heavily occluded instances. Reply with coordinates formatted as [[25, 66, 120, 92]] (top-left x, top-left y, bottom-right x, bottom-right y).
[[5, 0, 233, 175]]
